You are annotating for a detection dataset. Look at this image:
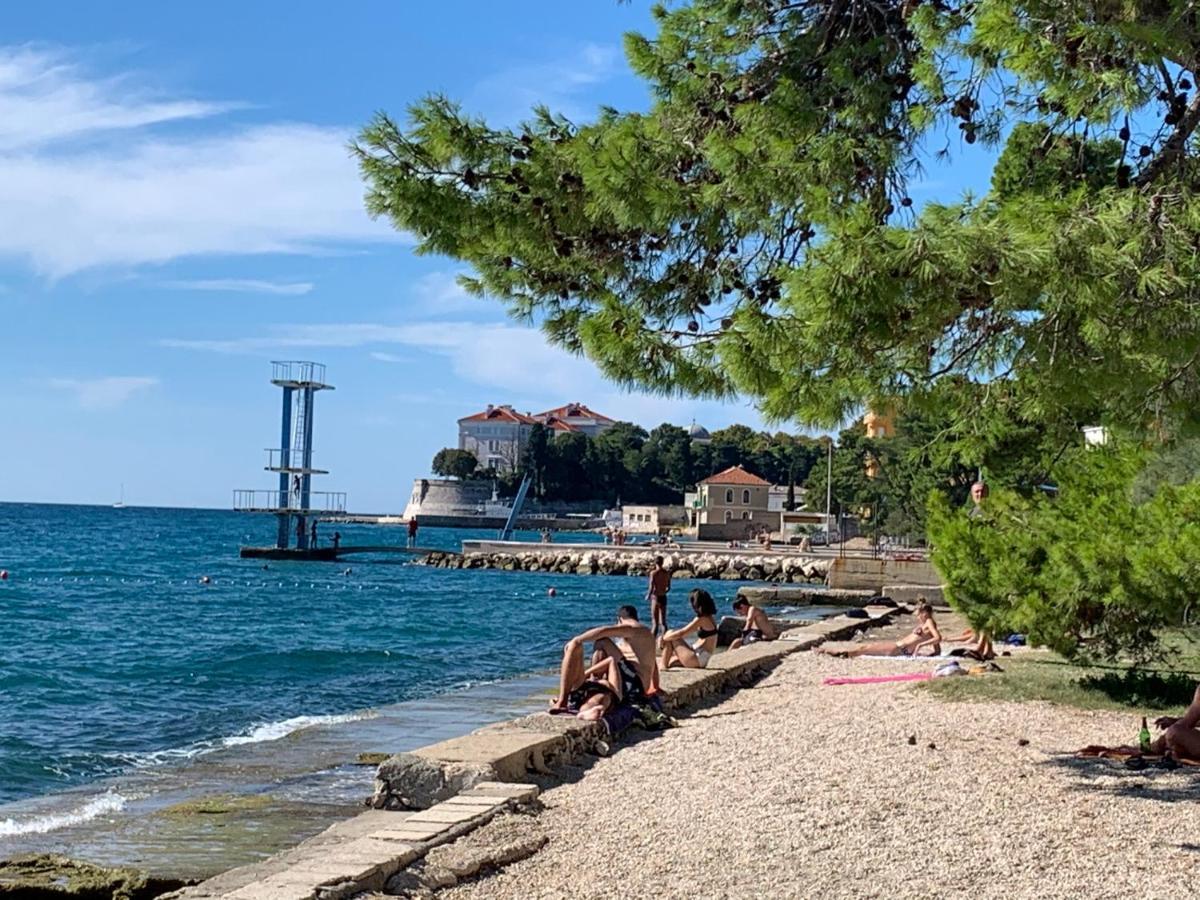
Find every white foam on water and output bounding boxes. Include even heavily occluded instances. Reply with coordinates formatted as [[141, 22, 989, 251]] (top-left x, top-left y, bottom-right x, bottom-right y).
[[115, 710, 380, 770], [220, 711, 378, 748], [0, 792, 127, 836]]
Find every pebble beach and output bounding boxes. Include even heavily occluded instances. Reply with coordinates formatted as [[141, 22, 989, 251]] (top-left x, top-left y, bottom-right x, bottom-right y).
[[432, 645, 1200, 900]]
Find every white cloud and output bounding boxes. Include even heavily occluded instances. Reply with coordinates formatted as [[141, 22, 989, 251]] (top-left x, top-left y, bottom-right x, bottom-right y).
[[406, 270, 496, 318], [467, 43, 620, 124], [0, 45, 397, 277], [158, 318, 770, 430], [0, 45, 233, 150], [47, 375, 159, 410], [161, 278, 315, 296]]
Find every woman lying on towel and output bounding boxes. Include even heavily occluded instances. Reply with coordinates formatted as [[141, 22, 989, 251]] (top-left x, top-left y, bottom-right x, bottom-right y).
[[562, 656, 625, 721], [819, 601, 942, 658], [660, 589, 719, 670]]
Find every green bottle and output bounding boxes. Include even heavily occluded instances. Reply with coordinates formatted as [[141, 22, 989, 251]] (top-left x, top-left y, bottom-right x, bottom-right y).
[[1139, 717, 1152, 753]]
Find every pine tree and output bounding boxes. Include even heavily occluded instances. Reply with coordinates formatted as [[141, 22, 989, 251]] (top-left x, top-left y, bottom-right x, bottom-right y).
[[356, 0, 1200, 449]]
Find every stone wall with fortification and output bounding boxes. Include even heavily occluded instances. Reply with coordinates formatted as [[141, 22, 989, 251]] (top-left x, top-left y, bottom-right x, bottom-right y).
[[403, 479, 495, 520]]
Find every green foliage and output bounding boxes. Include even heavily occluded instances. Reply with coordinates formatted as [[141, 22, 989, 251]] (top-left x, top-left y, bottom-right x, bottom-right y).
[[356, 0, 1200, 452], [929, 444, 1200, 662], [485, 419, 822, 505], [430, 447, 479, 480]]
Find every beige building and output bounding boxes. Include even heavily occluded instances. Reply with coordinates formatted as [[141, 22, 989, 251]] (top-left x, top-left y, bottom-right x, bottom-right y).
[[621, 504, 687, 535], [696, 465, 773, 526]]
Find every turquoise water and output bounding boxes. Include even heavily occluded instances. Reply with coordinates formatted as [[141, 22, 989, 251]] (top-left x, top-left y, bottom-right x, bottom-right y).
[[0, 503, 756, 814]]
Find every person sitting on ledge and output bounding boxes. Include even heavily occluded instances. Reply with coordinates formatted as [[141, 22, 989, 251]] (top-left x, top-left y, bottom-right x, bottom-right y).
[[557, 655, 625, 721], [660, 589, 720, 670], [1149, 682, 1200, 760], [729, 597, 778, 649], [819, 600, 941, 658], [549, 605, 659, 715]]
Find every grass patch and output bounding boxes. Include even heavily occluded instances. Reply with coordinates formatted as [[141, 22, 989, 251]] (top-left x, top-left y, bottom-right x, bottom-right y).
[[922, 654, 1199, 714]]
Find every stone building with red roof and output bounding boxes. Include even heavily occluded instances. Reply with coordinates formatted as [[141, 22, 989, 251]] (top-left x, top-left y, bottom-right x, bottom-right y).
[[695, 465, 774, 529], [456, 402, 615, 472]]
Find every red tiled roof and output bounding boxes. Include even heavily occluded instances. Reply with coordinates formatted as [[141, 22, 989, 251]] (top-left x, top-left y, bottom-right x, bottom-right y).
[[543, 416, 581, 433], [535, 402, 615, 424], [458, 405, 537, 425], [698, 465, 771, 486]]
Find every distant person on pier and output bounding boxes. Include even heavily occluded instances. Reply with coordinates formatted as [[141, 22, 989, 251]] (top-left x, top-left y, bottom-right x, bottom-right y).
[[660, 589, 719, 670], [729, 597, 778, 649], [332, 531, 341, 552], [296, 517, 305, 547], [310, 520, 318, 548], [407, 516, 419, 548], [549, 605, 658, 715], [647, 556, 672, 640]]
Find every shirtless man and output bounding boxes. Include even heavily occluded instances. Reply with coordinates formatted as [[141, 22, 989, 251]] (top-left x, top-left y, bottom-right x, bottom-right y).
[[647, 557, 672, 640], [549, 605, 659, 714], [729, 597, 778, 649], [1149, 682, 1200, 760]]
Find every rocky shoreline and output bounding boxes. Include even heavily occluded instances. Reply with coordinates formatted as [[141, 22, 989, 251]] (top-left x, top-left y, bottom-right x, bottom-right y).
[[420, 548, 832, 583]]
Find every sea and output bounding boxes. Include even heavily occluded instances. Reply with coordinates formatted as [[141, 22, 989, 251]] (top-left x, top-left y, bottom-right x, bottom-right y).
[[0, 503, 836, 878]]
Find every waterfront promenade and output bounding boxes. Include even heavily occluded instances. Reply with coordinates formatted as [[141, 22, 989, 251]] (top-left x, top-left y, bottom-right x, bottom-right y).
[[439, 642, 1200, 900]]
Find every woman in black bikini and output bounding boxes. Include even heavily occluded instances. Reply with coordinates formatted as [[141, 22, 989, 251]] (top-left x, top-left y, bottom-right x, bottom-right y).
[[660, 589, 720, 670]]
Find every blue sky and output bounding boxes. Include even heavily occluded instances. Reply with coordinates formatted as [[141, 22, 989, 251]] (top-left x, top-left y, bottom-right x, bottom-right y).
[[0, 1, 996, 510]]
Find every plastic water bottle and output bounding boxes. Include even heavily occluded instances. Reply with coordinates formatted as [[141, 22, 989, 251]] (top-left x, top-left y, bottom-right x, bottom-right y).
[[1139, 717, 1152, 753]]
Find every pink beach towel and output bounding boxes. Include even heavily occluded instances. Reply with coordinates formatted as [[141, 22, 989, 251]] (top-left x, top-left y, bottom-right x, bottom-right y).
[[822, 672, 933, 686]]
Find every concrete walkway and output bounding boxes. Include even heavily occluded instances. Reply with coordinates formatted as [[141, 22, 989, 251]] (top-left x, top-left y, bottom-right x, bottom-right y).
[[168, 607, 901, 900]]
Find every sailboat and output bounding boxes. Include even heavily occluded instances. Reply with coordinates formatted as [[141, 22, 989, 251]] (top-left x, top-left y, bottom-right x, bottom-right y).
[[113, 484, 126, 509]]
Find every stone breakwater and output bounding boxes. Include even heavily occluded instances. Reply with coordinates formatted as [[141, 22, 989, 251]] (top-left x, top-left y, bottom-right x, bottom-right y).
[[422, 549, 831, 583]]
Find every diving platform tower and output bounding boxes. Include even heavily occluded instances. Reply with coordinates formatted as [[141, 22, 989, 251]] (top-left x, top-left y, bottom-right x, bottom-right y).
[[233, 361, 346, 549]]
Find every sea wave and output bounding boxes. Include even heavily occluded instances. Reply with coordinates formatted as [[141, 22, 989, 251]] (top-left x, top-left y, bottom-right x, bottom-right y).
[[116, 710, 381, 769], [0, 792, 127, 836], [219, 711, 378, 747]]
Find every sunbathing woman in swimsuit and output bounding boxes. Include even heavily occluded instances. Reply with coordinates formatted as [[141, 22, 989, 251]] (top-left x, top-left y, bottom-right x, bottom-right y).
[[660, 589, 720, 670], [820, 601, 942, 658]]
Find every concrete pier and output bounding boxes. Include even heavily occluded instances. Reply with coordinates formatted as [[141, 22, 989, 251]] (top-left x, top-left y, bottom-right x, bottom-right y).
[[238, 545, 434, 561]]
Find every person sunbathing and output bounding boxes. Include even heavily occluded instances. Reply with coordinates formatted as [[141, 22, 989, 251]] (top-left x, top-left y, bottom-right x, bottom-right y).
[[1150, 682, 1200, 760], [729, 597, 777, 649], [558, 655, 624, 721], [948, 627, 995, 660], [660, 589, 720, 670], [549, 605, 659, 714], [820, 601, 942, 658]]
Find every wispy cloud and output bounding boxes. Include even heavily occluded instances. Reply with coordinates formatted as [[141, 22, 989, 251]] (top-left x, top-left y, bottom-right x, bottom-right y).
[[370, 351, 407, 363], [161, 278, 315, 296], [0, 45, 234, 151], [161, 321, 597, 393], [467, 43, 620, 124], [47, 375, 159, 410], [0, 45, 397, 277], [406, 270, 495, 318]]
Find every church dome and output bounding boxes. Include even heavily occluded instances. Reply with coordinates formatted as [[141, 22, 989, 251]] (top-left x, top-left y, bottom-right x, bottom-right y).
[[688, 421, 711, 442]]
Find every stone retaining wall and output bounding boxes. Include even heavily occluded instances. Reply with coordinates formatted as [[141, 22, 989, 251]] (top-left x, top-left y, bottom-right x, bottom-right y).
[[423, 548, 831, 583]]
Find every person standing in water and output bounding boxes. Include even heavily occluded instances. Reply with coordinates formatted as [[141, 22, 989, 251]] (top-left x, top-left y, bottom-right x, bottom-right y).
[[647, 556, 671, 640], [407, 516, 419, 549]]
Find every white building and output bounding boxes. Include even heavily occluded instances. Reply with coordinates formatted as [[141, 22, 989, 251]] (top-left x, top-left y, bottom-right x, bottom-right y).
[[457, 405, 537, 472], [457, 402, 616, 472]]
